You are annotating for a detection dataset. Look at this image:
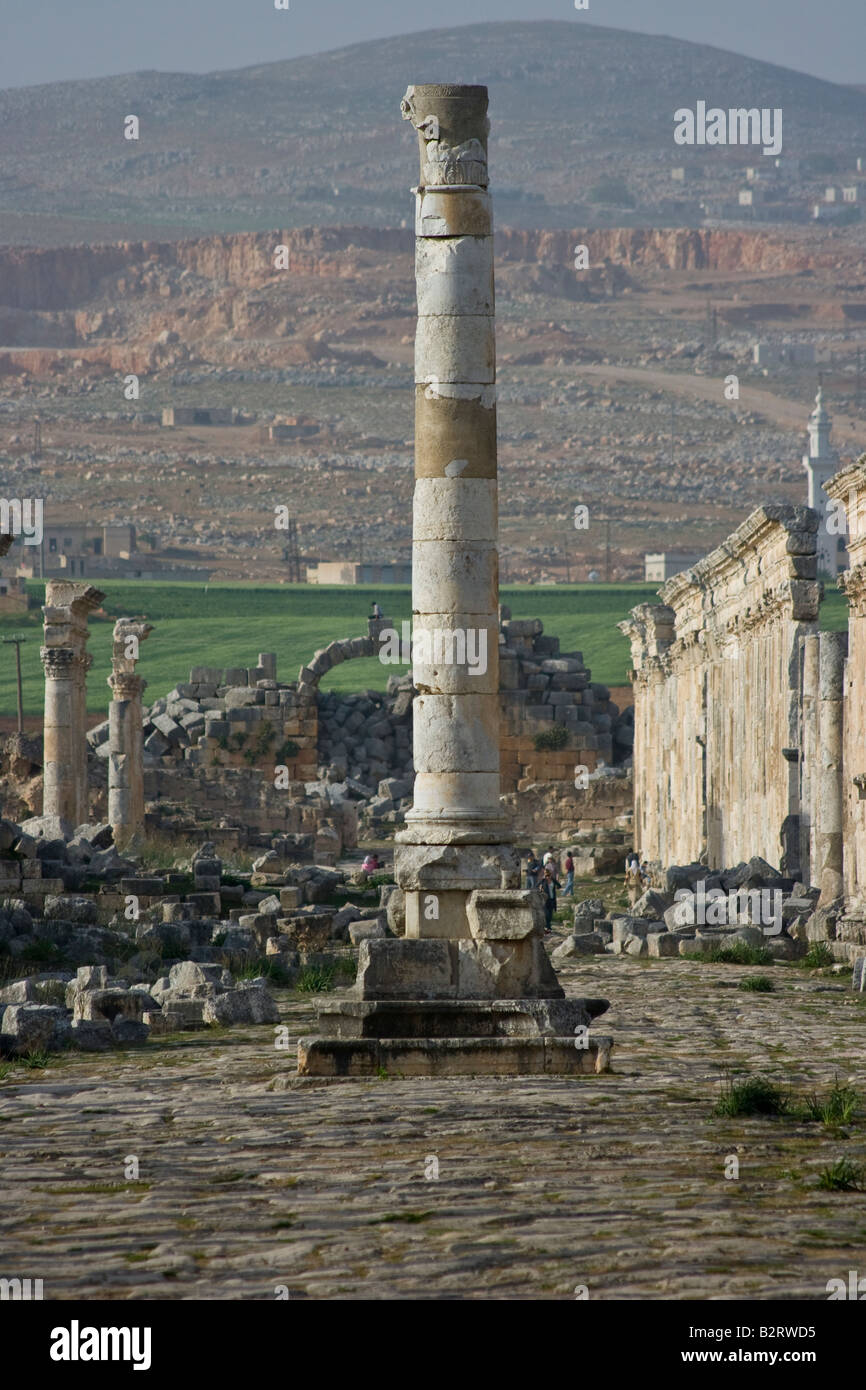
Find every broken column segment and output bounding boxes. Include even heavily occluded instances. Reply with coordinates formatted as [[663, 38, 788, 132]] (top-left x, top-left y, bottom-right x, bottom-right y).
[[40, 582, 105, 828], [107, 616, 153, 850], [297, 84, 611, 1077]]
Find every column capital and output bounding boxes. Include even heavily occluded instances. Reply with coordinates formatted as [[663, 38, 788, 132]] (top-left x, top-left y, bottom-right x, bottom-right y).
[[108, 672, 146, 700], [40, 646, 77, 680]]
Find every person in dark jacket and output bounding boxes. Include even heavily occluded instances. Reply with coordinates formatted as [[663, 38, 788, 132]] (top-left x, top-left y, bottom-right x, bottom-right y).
[[525, 849, 542, 890]]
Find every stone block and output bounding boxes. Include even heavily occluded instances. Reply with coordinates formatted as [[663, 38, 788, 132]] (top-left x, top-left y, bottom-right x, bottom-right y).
[[70, 1019, 113, 1050], [352, 938, 455, 1000], [202, 983, 279, 1025], [466, 888, 543, 941], [612, 916, 648, 942], [2, 1003, 70, 1053], [349, 920, 387, 944], [553, 933, 607, 960], [648, 932, 680, 957]]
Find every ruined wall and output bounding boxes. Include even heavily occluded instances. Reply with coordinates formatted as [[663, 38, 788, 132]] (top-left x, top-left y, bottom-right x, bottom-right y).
[[621, 506, 821, 871], [827, 459, 866, 915]]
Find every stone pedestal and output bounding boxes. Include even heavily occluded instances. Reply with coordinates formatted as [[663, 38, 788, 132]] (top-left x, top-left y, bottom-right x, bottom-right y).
[[40, 582, 105, 827], [298, 83, 611, 1079], [108, 617, 153, 850]]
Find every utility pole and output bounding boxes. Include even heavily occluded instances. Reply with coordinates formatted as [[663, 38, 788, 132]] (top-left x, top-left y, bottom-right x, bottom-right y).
[[283, 517, 302, 583], [605, 518, 612, 583], [3, 634, 26, 732], [670, 401, 675, 471]]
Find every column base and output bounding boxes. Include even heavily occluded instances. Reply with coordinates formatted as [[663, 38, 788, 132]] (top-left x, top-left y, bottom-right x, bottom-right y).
[[297, 1033, 612, 1078]]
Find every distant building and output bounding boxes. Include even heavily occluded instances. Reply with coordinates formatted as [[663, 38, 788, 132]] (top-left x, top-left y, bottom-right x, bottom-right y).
[[803, 388, 847, 578], [745, 164, 778, 182], [306, 561, 412, 585], [14, 521, 211, 582], [813, 202, 860, 223], [752, 342, 830, 368], [16, 522, 135, 579], [161, 407, 238, 427], [260, 416, 320, 442], [645, 551, 705, 583], [671, 166, 702, 182], [0, 573, 31, 613], [843, 186, 860, 203]]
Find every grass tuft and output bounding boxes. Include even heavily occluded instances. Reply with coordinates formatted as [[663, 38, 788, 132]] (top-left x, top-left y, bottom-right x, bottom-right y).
[[715, 1075, 789, 1117], [817, 1158, 864, 1192], [740, 975, 775, 993]]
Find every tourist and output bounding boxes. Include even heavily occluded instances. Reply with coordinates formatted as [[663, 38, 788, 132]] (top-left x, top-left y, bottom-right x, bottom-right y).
[[640, 860, 652, 888], [625, 854, 642, 905], [525, 849, 541, 889], [538, 863, 560, 933], [361, 851, 380, 876], [562, 849, 575, 896], [542, 846, 556, 868], [370, 601, 383, 620]]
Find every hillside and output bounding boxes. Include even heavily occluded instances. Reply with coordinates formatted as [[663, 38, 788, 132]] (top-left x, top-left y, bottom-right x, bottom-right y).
[[1, 20, 865, 244]]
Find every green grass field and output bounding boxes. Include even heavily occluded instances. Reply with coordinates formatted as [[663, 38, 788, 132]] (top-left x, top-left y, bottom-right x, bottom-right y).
[[0, 579, 849, 718]]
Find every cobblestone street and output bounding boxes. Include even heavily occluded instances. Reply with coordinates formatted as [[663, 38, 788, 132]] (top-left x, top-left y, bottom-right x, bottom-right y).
[[2, 955, 864, 1300]]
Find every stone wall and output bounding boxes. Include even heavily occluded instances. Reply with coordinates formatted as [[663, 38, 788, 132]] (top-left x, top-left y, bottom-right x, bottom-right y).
[[498, 611, 632, 792], [621, 506, 822, 872], [827, 458, 866, 920]]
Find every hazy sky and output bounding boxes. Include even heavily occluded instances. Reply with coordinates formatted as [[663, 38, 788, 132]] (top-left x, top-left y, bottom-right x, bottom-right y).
[[0, 0, 863, 90]]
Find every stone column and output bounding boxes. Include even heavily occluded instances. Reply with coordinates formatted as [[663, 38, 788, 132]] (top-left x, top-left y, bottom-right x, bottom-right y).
[[108, 617, 153, 850], [396, 82, 517, 939], [41, 647, 78, 824], [799, 633, 820, 887], [295, 83, 612, 1077], [40, 582, 105, 827], [816, 630, 847, 905]]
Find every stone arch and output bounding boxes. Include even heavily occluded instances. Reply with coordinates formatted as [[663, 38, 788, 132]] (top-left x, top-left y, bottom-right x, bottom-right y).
[[296, 617, 393, 703]]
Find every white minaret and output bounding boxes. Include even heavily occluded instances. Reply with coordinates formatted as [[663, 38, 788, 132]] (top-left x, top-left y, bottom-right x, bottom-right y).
[[803, 387, 842, 577]]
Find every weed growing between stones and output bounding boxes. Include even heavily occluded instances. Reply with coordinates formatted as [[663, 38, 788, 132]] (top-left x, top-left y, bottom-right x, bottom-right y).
[[232, 956, 294, 988], [137, 834, 200, 872], [800, 943, 835, 969], [18, 1048, 53, 1070], [715, 1075, 789, 1117], [295, 964, 337, 992], [817, 1158, 864, 1191], [687, 942, 774, 966], [740, 975, 775, 992], [799, 1078, 859, 1127], [715, 1073, 861, 1126], [372, 1210, 433, 1224], [533, 724, 569, 751]]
